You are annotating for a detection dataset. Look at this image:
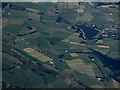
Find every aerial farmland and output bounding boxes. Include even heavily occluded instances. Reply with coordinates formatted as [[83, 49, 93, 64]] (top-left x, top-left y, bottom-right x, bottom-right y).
[[2, 2, 120, 88]]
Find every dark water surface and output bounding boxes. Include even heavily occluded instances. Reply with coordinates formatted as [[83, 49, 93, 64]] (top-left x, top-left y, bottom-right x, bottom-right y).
[[72, 25, 100, 39]]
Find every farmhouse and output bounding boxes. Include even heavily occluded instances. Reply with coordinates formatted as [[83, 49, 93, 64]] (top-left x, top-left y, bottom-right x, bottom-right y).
[[96, 77, 104, 81]]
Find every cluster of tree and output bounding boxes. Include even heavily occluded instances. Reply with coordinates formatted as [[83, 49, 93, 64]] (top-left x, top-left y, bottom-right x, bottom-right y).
[[94, 2, 119, 6], [2, 3, 8, 9], [9, 3, 26, 11]]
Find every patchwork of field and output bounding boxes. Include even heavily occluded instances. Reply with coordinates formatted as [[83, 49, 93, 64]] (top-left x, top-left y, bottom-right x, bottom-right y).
[[66, 59, 95, 77], [70, 45, 91, 52], [103, 38, 118, 47], [53, 41, 74, 52], [62, 33, 83, 44], [102, 38, 118, 59], [94, 48, 110, 55], [23, 48, 53, 62], [95, 45, 110, 54], [2, 2, 119, 88], [48, 69, 83, 88], [75, 71, 103, 87]]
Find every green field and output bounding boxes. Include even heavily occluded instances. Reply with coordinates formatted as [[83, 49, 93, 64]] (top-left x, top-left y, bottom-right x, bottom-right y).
[[3, 69, 47, 88], [76, 12, 93, 22], [2, 53, 22, 64], [8, 18, 25, 25], [28, 12, 40, 21], [74, 71, 103, 87], [14, 39, 29, 49], [3, 8, 28, 18], [3, 24, 22, 34], [66, 59, 95, 77]]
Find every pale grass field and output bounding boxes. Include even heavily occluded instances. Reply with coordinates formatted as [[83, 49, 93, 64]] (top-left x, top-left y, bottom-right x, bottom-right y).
[[8, 18, 25, 25], [70, 53, 78, 57], [2, 17, 8, 28], [24, 48, 53, 62]]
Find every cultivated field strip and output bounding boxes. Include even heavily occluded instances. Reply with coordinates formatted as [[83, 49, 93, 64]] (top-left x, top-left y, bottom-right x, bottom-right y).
[[24, 48, 53, 62]]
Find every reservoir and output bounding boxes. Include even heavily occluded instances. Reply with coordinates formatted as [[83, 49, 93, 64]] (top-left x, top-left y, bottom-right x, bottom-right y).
[[72, 25, 100, 39]]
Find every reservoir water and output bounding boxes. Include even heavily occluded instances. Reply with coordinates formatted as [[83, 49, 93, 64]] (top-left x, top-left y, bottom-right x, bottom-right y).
[[72, 25, 100, 39]]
